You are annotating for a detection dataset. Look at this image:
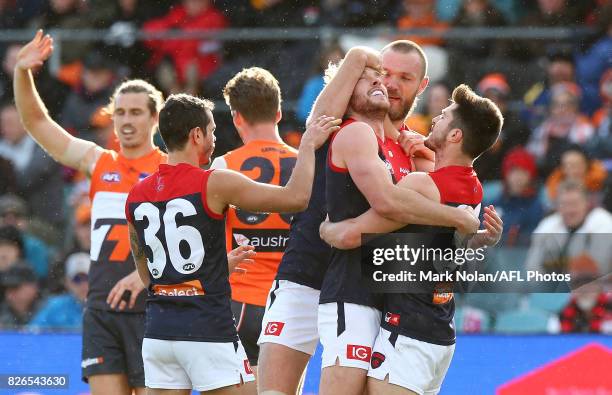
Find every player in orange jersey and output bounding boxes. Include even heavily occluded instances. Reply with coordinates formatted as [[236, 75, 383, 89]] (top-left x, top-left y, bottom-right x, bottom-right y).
[[210, 67, 297, 385]]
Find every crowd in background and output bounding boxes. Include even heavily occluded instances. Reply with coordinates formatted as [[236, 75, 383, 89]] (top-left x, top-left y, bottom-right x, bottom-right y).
[[0, 0, 610, 334]]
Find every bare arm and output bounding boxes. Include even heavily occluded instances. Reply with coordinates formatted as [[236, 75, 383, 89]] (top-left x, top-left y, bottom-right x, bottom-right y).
[[320, 173, 440, 249], [207, 116, 340, 214], [13, 30, 102, 175], [334, 123, 479, 233], [128, 223, 150, 288], [307, 46, 381, 124]]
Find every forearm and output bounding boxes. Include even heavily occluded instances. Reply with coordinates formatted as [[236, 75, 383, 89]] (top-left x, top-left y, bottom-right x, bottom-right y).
[[13, 67, 70, 159], [307, 48, 369, 124], [283, 139, 316, 209], [388, 187, 462, 228], [128, 225, 150, 288]]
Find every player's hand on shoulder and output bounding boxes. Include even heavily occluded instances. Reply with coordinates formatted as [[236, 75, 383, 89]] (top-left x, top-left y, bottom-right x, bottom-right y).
[[301, 115, 342, 149], [398, 130, 434, 161], [107, 270, 145, 311], [227, 245, 256, 274], [15, 30, 54, 71]]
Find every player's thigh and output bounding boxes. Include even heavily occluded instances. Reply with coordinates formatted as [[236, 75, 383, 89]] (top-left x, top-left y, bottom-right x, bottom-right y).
[[319, 363, 368, 395], [257, 343, 310, 394], [146, 389, 190, 395], [368, 376, 418, 395], [88, 373, 131, 395]]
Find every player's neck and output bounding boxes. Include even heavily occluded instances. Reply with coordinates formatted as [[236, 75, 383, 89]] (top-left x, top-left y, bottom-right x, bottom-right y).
[[240, 124, 282, 144], [120, 141, 156, 159], [434, 148, 473, 170], [167, 149, 199, 168]]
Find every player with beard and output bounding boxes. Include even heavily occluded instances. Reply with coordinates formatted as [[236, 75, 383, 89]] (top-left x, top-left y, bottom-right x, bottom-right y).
[[12, 31, 255, 395], [14, 31, 164, 395], [320, 85, 504, 395], [257, 60, 482, 395]]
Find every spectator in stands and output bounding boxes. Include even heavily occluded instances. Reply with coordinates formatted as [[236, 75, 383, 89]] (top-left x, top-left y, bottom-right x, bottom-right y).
[[546, 145, 608, 203], [406, 80, 451, 136], [396, 0, 449, 47], [0, 195, 50, 279], [447, 0, 507, 84], [527, 83, 595, 176], [46, 202, 91, 294], [0, 264, 40, 328], [28, 0, 91, 66], [0, 102, 65, 229], [488, 148, 544, 246], [474, 73, 531, 181], [58, 51, 116, 144], [318, 0, 396, 27], [576, 4, 611, 115], [0, 224, 24, 273], [525, 181, 612, 276], [29, 252, 90, 330], [523, 51, 577, 129], [0, 43, 21, 104], [559, 257, 612, 334], [587, 69, 612, 160], [296, 42, 344, 124], [0, 157, 17, 195], [143, 0, 228, 93]]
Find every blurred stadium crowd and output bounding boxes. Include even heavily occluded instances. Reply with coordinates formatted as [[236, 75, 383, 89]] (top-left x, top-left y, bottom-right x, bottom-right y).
[[0, 0, 610, 334]]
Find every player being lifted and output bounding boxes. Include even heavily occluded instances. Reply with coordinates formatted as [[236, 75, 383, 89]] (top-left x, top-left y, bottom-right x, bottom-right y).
[[125, 94, 339, 394], [14, 30, 165, 395], [320, 84, 504, 395], [257, 41, 492, 395], [210, 68, 297, 386]]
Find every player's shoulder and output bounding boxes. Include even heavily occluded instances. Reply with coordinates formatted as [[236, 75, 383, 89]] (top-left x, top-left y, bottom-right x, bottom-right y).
[[334, 120, 377, 144]]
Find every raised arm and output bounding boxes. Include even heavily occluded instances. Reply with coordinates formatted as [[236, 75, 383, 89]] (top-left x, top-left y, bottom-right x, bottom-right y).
[[13, 30, 103, 176], [307, 46, 381, 124], [334, 123, 479, 234], [207, 115, 340, 214]]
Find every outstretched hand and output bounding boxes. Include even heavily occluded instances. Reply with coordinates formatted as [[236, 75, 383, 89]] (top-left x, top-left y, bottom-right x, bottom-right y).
[[15, 30, 53, 71]]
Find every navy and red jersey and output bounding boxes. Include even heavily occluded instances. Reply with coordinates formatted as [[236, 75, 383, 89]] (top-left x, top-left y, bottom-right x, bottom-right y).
[[125, 163, 237, 342], [88, 148, 166, 312], [382, 165, 483, 346], [275, 123, 411, 291], [320, 120, 412, 308], [275, 141, 331, 289]]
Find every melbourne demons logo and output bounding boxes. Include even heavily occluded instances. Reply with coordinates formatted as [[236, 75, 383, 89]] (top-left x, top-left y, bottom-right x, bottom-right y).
[[370, 352, 386, 369], [264, 322, 285, 336], [346, 345, 371, 362]]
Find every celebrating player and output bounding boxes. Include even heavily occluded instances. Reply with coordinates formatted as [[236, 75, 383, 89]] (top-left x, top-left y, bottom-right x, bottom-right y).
[[125, 94, 339, 394], [320, 84, 504, 395], [210, 67, 298, 384], [257, 42, 483, 395], [13, 30, 165, 395]]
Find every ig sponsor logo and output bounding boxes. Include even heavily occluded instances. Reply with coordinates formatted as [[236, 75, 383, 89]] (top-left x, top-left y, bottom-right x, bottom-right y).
[[346, 345, 371, 362], [264, 322, 285, 336]]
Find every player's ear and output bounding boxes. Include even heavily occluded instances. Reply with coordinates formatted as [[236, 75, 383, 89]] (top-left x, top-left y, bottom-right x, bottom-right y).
[[417, 76, 429, 96], [448, 128, 463, 143], [275, 109, 282, 124], [232, 110, 243, 128]]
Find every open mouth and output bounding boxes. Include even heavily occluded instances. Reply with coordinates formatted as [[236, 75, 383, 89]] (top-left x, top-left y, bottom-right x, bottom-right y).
[[369, 88, 387, 98]]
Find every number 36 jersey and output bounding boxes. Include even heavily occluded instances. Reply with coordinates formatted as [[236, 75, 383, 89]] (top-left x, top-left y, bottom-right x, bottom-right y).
[[125, 163, 237, 342]]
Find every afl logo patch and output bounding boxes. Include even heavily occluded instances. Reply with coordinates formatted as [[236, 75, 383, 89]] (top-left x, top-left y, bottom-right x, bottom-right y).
[[102, 172, 121, 183]]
